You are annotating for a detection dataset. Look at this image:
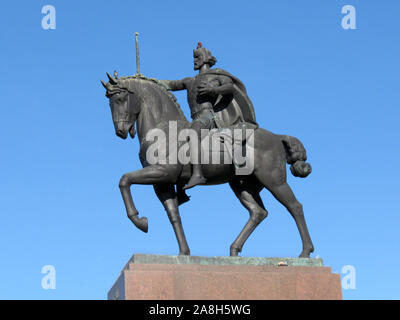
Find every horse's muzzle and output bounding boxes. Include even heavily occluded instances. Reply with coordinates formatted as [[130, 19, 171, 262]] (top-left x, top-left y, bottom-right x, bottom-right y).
[[116, 129, 128, 139], [114, 121, 134, 140]]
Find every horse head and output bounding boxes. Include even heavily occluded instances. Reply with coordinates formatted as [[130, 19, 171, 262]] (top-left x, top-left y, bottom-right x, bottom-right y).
[[101, 73, 140, 140]]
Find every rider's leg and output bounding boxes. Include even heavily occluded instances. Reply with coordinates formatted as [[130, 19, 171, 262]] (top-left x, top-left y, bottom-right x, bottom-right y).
[[183, 119, 207, 190]]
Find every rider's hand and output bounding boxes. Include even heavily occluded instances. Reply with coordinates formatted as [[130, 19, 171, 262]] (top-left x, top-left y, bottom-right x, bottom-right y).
[[197, 83, 216, 96]]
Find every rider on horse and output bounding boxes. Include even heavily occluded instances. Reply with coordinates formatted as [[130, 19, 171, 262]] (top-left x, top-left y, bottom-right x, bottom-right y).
[[160, 43, 258, 190]]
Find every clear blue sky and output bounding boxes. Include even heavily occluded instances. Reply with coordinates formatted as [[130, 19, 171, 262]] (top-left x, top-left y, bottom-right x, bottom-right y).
[[0, 0, 399, 300]]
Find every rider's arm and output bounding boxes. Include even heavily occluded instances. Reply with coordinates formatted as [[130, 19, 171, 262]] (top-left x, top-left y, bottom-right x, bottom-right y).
[[213, 76, 234, 95], [159, 78, 189, 91]]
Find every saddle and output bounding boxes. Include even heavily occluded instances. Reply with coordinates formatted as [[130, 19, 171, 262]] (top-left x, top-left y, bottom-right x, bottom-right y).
[[207, 121, 257, 171]]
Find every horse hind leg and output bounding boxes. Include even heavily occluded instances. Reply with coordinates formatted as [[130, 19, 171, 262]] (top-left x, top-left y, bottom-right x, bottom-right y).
[[265, 181, 314, 258], [229, 180, 268, 256]]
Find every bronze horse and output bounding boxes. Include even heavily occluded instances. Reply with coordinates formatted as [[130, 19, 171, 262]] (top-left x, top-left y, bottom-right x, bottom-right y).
[[101, 73, 315, 257]]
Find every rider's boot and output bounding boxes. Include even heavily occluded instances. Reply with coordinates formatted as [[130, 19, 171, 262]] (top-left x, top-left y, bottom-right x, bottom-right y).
[[183, 132, 207, 190], [183, 163, 207, 190]]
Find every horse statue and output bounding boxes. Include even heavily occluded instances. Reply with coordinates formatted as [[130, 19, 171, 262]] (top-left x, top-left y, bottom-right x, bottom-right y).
[[101, 72, 315, 258]]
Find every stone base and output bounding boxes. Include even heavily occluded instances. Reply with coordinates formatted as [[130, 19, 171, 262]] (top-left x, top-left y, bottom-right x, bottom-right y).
[[108, 254, 342, 300]]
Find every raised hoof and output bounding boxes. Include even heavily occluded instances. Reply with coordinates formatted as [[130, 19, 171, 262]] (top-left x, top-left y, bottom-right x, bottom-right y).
[[183, 176, 207, 191], [137, 217, 148, 233], [129, 215, 148, 233]]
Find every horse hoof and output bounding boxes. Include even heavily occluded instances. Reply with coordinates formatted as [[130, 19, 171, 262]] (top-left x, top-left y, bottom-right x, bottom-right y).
[[299, 252, 310, 258], [137, 217, 148, 233], [299, 245, 314, 258], [130, 215, 148, 233], [179, 250, 190, 256], [299, 249, 313, 258], [230, 248, 240, 256]]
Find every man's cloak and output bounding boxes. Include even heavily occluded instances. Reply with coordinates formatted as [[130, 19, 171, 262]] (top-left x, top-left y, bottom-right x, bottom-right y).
[[203, 68, 258, 128]]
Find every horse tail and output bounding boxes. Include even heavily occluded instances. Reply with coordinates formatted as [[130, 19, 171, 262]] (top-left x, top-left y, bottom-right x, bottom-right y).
[[279, 135, 312, 178]]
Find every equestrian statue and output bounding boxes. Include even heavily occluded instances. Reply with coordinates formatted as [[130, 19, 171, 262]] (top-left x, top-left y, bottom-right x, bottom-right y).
[[101, 35, 314, 257]]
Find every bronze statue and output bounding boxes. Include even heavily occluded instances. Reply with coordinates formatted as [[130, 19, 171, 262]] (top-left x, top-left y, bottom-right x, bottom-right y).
[[101, 39, 314, 258]]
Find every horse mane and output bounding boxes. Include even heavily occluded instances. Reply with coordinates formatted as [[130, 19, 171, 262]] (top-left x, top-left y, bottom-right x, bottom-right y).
[[106, 74, 187, 121]]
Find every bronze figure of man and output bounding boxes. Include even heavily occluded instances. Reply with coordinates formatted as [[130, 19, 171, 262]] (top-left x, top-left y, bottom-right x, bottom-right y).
[[161, 43, 257, 190]]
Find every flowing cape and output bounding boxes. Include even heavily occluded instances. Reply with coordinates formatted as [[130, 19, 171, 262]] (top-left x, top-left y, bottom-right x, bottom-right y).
[[203, 68, 258, 128]]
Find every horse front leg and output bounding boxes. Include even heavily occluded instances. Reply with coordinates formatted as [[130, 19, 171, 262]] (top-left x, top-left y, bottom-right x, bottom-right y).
[[119, 165, 170, 233], [154, 184, 190, 255]]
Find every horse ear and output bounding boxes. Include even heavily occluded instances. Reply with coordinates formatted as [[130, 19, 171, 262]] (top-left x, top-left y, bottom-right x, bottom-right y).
[[106, 72, 118, 85], [100, 80, 108, 89]]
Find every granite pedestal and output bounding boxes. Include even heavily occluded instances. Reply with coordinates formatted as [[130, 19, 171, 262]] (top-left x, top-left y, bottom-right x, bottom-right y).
[[108, 254, 342, 300]]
